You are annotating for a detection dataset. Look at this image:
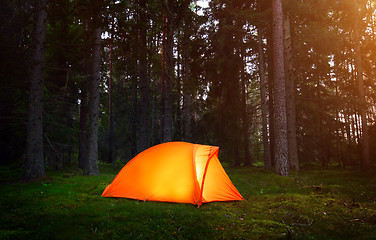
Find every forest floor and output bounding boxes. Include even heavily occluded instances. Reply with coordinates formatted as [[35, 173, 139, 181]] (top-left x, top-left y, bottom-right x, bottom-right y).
[[1, 163, 376, 240]]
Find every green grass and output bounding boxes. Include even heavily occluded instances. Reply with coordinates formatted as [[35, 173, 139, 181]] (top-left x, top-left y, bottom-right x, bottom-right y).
[[1, 164, 376, 240]]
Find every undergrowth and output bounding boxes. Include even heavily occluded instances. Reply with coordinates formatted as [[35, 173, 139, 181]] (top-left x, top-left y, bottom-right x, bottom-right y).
[[0, 164, 375, 239]]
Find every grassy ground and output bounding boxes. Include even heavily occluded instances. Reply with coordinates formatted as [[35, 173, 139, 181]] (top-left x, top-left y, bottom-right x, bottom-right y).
[[1, 163, 376, 240]]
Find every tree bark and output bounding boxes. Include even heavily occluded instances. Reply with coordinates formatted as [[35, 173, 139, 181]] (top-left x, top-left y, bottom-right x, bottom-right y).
[[86, 5, 101, 175], [344, 110, 352, 164], [175, 39, 182, 141], [283, 12, 299, 171], [109, 41, 115, 168], [78, 18, 91, 170], [354, 0, 370, 171], [182, 0, 192, 142], [131, 76, 138, 156], [24, 0, 47, 180], [151, 76, 160, 145], [138, 0, 149, 152], [78, 79, 88, 169], [163, 0, 174, 142], [334, 72, 342, 167], [241, 46, 251, 166], [266, 25, 276, 168], [272, 0, 289, 176], [161, 11, 166, 141], [257, 28, 272, 170], [182, 54, 192, 141]]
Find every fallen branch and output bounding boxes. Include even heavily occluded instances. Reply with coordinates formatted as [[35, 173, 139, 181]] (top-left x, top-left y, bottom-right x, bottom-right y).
[[300, 184, 323, 190], [349, 218, 364, 223]]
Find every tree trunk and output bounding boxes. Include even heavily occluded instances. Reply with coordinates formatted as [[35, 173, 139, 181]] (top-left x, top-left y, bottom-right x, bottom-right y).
[[334, 74, 341, 167], [163, 0, 174, 142], [182, 0, 192, 142], [78, 18, 90, 170], [257, 28, 272, 170], [152, 77, 160, 145], [272, 0, 289, 176], [355, 112, 362, 139], [354, 0, 370, 171], [283, 13, 299, 171], [161, 11, 166, 141], [86, 6, 101, 175], [138, 0, 149, 152], [241, 46, 251, 166], [182, 87, 192, 141], [24, 0, 47, 180], [182, 60, 192, 141], [109, 41, 115, 168], [344, 111, 352, 164], [266, 26, 276, 168], [175, 39, 182, 141], [316, 79, 322, 165], [131, 75, 138, 156], [78, 79, 88, 170]]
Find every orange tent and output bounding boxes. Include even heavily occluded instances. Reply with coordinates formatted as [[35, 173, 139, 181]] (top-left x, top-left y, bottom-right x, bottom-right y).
[[102, 142, 243, 206]]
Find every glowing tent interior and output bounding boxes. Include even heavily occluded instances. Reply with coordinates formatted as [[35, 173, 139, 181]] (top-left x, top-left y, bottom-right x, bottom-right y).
[[102, 142, 244, 206]]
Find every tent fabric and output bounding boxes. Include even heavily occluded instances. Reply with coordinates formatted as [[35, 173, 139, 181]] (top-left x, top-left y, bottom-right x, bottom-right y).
[[101, 141, 243, 206]]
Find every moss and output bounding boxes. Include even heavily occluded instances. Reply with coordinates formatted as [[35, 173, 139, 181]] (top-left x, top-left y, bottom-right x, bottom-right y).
[[0, 165, 375, 239]]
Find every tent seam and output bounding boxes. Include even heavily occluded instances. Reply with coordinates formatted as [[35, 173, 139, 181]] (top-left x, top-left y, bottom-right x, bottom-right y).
[[192, 144, 200, 205], [198, 146, 213, 206]]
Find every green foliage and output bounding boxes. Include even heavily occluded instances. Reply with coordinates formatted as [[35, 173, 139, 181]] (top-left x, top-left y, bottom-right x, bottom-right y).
[[1, 165, 376, 239]]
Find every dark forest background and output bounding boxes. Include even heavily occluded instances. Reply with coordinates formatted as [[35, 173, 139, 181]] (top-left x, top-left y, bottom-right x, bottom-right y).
[[1, 0, 375, 179]]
